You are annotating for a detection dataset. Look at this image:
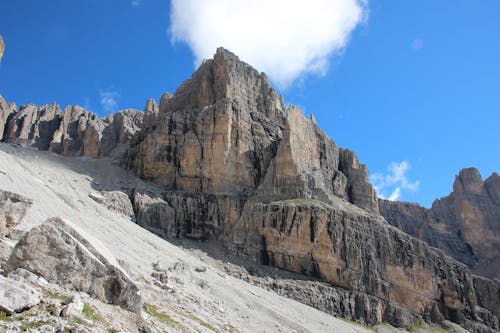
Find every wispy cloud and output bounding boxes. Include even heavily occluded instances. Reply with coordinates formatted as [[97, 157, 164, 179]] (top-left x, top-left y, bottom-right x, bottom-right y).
[[370, 161, 419, 201], [131, 0, 141, 7], [99, 89, 119, 113], [169, 0, 368, 88]]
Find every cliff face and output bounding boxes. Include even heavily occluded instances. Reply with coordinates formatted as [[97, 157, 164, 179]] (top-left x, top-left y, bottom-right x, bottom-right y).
[[380, 168, 500, 280], [123, 48, 378, 212], [0, 97, 150, 158], [0, 48, 498, 332]]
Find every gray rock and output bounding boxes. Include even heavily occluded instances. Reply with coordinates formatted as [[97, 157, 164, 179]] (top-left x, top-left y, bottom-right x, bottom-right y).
[[379, 167, 500, 279], [101, 191, 134, 218], [0, 274, 41, 314], [61, 294, 84, 317], [132, 190, 176, 237], [339, 149, 379, 213], [0, 190, 33, 237], [5, 217, 143, 312], [89, 192, 105, 204], [7, 267, 49, 287]]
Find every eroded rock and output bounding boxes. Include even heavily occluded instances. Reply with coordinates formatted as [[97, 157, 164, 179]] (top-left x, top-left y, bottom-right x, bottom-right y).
[[5, 217, 142, 312], [380, 167, 500, 279], [0, 190, 33, 237], [0, 274, 41, 314]]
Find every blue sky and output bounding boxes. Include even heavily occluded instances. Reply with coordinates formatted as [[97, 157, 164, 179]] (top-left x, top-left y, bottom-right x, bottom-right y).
[[0, 0, 499, 207]]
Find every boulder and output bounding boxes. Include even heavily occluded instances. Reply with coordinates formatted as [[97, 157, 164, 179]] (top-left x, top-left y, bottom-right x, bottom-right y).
[[61, 294, 84, 317], [101, 191, 134, 218], [5, 217, 142, 312], [0, 274, 41, 314], [0, 190, 33, 237]]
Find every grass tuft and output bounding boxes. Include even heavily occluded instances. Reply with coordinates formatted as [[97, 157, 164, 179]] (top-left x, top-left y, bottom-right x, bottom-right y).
[[143, 302, 179, 327]]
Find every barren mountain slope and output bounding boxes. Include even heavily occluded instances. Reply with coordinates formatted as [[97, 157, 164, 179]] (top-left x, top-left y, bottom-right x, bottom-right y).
[[0, 142, 381, 333]]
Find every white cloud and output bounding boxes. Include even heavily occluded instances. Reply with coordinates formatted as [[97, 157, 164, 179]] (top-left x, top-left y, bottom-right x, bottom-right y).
[[131, 0, 141, 6], [370, 161, 420, 201], [99, 90, 119, 113], [169, 0, 368, 87]]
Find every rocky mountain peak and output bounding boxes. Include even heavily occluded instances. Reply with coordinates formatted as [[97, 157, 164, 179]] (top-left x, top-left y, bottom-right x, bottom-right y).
[[485, 172, 500, 204], [453, 167, 487, 195]]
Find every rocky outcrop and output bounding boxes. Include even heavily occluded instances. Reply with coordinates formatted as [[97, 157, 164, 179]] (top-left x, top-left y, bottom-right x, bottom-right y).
[[5, 217, 142, 312], [131, 190, 176, 237], [339, 149, 379, 213], [0, 190, 33, 238], [258, 106, 348, 203], [1, 47, 498, 331], [124, 48, 287, 194], [0, 98, 145, 158], [123, 48, 376, 213], [234, 199, 499, 332], [380, 168, 500, 279]]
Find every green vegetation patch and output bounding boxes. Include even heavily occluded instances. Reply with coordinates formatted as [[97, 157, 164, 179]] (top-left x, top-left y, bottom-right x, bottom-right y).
[[143, 302, 180, 328], [82, 303, 105, 324], [0, 311, 13, 322]]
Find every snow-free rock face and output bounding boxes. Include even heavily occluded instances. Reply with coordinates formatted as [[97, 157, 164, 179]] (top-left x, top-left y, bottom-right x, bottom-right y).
[[0, 48, 499, 332], [0, 190, 32, 238], [5, 217, 142, 312], [0, 96, 144, 158], [123, 48, 378, 211], [380, 167, 500, 279]]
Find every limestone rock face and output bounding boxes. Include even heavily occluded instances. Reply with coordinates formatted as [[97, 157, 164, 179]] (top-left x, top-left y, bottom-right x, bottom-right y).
[[124, 48, 287, 194], [0, 190, 33, 238], [0, 99, 143, 158], [380, 167, 500, 279], [5, 217, 142, 312], [0, 95, 17, 140], [131, 190, 176, 237], [339, 149, 379, 213], [259, 106, 347, 202]]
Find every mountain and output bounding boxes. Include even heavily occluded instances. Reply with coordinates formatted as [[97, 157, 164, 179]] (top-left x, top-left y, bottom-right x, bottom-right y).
[[380, 167, 500, 279], [0, 48, 499, 333]]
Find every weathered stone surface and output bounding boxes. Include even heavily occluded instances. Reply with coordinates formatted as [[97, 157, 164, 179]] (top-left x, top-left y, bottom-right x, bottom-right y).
[[0, 99, 143, 158], [259, 106, 346, 202], [101, 191, 134, 218], [0, 190, 33, 237], [339, 149, 379, 213], [131, 190, 176, 237], [0, 95, 17, 140], [0, 274, 41, 314], [380, 167, 500, 279], [226, 199, 499, 332], [5, 217, 142, 312], [124, 48, 287, 195], [1, 47, 498, 332], [61, 294, 84, 318]]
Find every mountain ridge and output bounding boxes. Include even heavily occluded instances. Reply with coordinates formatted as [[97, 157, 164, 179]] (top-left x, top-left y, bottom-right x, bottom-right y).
[[0, 47, 499, 332]]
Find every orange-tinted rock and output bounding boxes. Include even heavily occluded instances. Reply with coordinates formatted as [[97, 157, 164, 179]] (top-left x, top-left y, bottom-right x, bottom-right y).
[[380, 167, 500, 280]]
